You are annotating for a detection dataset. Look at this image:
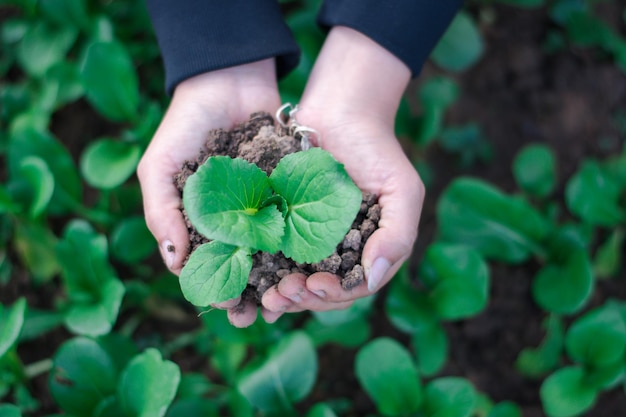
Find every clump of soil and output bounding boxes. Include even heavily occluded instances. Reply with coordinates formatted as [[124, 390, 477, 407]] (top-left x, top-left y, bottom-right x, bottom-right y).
[[174, 112, 380, 304]]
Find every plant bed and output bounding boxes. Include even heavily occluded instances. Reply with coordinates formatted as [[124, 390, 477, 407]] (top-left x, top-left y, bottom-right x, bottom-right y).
[[173, 112, 380, 308]]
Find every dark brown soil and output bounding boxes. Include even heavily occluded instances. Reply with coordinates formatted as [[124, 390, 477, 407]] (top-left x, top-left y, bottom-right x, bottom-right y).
[[173, 112, 380, 304]]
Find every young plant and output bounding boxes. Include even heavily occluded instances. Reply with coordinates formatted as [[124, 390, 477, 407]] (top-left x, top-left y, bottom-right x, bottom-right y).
[[179, 147, 361, 306]]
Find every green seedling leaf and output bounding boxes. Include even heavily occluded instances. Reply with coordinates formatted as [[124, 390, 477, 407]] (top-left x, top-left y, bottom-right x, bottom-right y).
[[18, 308, 64, 342], [412, 321, 448, 377], [421, 377, 476, 417], [0, 298, 26, 358], [312, 296, 374, 326], [65, 279, 125, 337], [80, 139, 141, 189], [513, 144, 557, 198], [0, 404, 21, 417], [565, 11, 614, 48], [166, 398, 218, 417], [565, 160, 624, 227], [355, 338, 422, 416], [270, 148, 361, 263], [431, 11, 484, 72], [38, 62, 85, 111], [304, 315, 370, 348], [593, 229, 624, 279], [184, 156, 284, 253], [439, 123, 493, 167], [49, 337, 118, 417], [549, 0, 588, 25], [488, 401, 523, 417], [16, 21, 77, 77], [540, 367, 597, 417], [14, 221, 59, 282], [385, 268, 438, 333], [306, 403, 338, 417], [565, 303, 626, 368], [437, 177, 549, 263], [532, 249, 593, 315], [238, 331, 317, 413], [415, 77, 459, 145], [515, 315, 564, 378], [419, 243, 489, 320], [110, 216, 156, 264], [179, 241, 252, 307], [0, 186, 19, 214], [118, 348, 180, 417], [39, 0, 92, 32], [18, 156, 54, 217], [582, 361, 625, 391], [81, 40, 139, 122]]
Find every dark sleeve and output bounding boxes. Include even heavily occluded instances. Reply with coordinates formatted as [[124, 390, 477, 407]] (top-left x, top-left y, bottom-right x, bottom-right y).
[[318, 0, 464, 77], [146, 0, 300, 95]]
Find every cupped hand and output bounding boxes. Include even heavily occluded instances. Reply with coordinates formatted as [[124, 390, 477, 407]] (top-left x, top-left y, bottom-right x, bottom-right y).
[[261, 26, 425, 321], [137, 58, 282, 327]]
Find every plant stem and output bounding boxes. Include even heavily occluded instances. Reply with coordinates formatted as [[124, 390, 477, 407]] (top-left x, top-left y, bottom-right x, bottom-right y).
[[24, 358, 52, 379]]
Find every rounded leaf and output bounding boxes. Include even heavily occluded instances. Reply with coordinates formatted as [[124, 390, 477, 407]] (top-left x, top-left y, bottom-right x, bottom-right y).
[[0, 404, 21, 417], [179, 242, 252, 307], [110, 216, 156, 264], [540, 367, 597, 417], [385, 267, 438, 333], [16, 21, 77, 77], [18, 156, 54, 217], [0, 298, 26, 358], [513, 144, 557, 197], [412, 322, 448, 377], [80, 139, 141, 189], [64, 279, 125, 337], [488, 402, 523, 417], [270, 148, 361, 263], [422, 377, 476, 417], [431, 11, 484, 72], [355, 338, 422, 416]]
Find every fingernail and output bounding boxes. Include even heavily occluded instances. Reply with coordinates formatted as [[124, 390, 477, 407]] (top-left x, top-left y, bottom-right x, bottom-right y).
[[160, 240, 175, 269], [287, 293, 302, 303], [311, 290, 326, 298], [367, 257, 391, 292]]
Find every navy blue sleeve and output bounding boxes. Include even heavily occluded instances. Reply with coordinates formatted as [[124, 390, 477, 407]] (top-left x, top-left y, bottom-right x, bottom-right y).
[[146, 0, 301, 95], [318, 0, 464, 77]]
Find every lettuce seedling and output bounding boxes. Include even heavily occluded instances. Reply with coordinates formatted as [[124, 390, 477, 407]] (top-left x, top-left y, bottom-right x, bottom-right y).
[[180, 148, 361, 306]]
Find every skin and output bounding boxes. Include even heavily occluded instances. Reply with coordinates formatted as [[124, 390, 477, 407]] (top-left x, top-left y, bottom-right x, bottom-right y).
[[137, 26, 424, 328]]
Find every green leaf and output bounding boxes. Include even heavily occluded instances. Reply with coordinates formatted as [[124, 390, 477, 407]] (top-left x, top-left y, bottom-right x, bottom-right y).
[[18, 156, 54, 217], [270, 148, 361, 263], [355, 338, 422, 416], [385, 268, 438, 334], [0, 298, 26, 358], [238, 331, 317, 413], [565, 160, 625, 227], [419, 76, 460, 109], [19, 308, 64, 341], [540, 367, 597, 417], [513, 144, 557, 198], [421, 377, 476, 417], [431, 11, 484, 72], [412, 321, 448, 377], [515, 315, 564, 378], [439, 124, 493, 167], [38, 62, 85, 111], [312, 296, 374, 326], [80, 139, 141, 189], [593, 229, 624, 279], [565, 11, 614, 48], [437, 178, 549, 263], [565, 303, 626, 368], [532, 250, 593, 315], [496, 0, 544, 7], [39, 0, 92, 32], [16, 21, 77, 77], [0, 404, 21, 417], [184, 156, 284, 253], [304, 315, 371, 348], [118, 348, 181, 417], [65, 279, 125, 337], [81, 41, 139, 122], [179, 242, 252, 307], [110, 216, 157, 264], [488, 402, 523, 417], [14, 221, 59, 282], [49, 337, 118, 417], [419, 244, 489, 320], [306, 403, 338, 417], [166, 399, 219, 417], [582, 361, 625, 391]]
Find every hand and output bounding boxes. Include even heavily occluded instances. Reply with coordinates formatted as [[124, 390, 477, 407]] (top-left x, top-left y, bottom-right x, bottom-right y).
[[137, 58, 282, 327], [261, 27, 425, 320]]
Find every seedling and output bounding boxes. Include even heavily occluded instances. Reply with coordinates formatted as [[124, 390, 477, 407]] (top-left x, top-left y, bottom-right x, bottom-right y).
[[180, 147, 361, 306]]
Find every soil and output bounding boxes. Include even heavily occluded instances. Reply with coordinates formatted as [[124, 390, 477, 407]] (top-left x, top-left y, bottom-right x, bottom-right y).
[[173, 112, 380, 304]]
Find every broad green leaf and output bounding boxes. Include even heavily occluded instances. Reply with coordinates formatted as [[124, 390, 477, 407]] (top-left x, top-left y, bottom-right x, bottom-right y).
[[166, 399, 218, 417], [175, 373, 213, 400], [80, 139, 141, 189], [19, 308, 64, 341], [419, 76, 460, 109], [419, 244, 489, 320], [532, 250, 593, 314], [0, 298, 26, 358], [412, 321, 448, 377], [238, 331, 317, 413], [582, 361, 625, 391], [306, 403, 338, 417], [110, 216, 156, 264], [18, 156, 54, 217], [437, 178, 549, 263], [565, 160, 624, 227], [16, 21, 77, 77], [118, 348, 180, 417], [355, 338, 422, 416], [65, 279, 125, 337], [385, 268, 438, 334], [14, 221, 59, 282], [184, 156, 284, 253], [513, 144, 557, 198], [8, 128, 81, 215], [488, 402, 523, 417], [49, 337, 118, 417], [421, 377, 476, 417], [565, 303, 626, 368], [515, 315, 564, 378], [431, 11, 484, 72], [565, 11, 614, 48], [0, 404, 21, 417], [304, 316, 370, 348], [39, 0, 92, 31], [81, 41, 139, 122], [179, 242, 252, 307], [38, 62, 85, 111], [439, 124, 493, 167], [540, 367, 597, 417], [270, 148, 361, 263], [593, 229, 624, 279], [312, 296, 374, 326]]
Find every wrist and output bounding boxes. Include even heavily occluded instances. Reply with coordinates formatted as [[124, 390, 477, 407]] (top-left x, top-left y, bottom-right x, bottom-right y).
[[300, 26, 411, 126]]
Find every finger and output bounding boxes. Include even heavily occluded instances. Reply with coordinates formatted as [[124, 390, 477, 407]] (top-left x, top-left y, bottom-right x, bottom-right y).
[[212, 296, 242, 309], [272, 273, 356, 311], [261, 285, 294, 313], [227, 300, 258, 328], [305, 272, 370, 302], [260, 307, 283, 324]]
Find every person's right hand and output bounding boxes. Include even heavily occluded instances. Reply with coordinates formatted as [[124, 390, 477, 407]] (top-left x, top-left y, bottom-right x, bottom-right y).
[[137, 58, 282, 327]]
